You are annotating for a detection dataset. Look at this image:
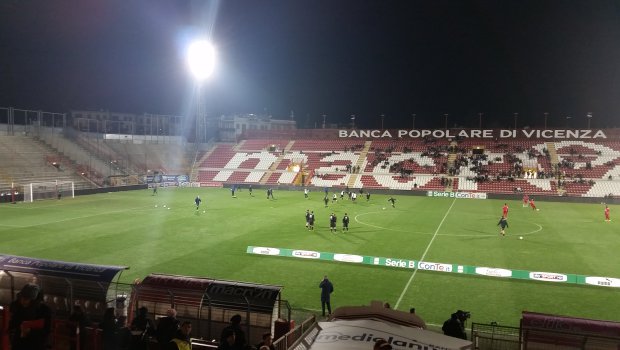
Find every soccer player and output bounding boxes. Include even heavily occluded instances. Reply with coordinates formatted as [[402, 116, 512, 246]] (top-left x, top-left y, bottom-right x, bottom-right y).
[[388, 197, 396, 208], [502, 203, 509, 218], [529, 198, 537, 211], [231, 186, 236, 198], [497, 216, 509, 236], [195, 196, 202, 210], [523, 194, 529, 208], [605, 205, 611, 222], [249, 185, 253, 197], [332, 193, 338, 203], [340, 190, 345, 200], [324, 196, 329, 208], [304, 188, 309, 199], [342, 213, 350, 231], [308, 211, 315, 230], [152, 184, 158, 196], [329, 213, 337, 232], [366, 192, 371, 202], [305, 209, 310, 228]]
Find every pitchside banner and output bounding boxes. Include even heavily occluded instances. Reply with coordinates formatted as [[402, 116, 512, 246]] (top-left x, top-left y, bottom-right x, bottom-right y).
[[247, 246, 620, 289], [426, 191, 487, 199]]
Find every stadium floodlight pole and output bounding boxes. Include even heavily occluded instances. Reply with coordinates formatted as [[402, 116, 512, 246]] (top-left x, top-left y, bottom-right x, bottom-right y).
[[587, 112, 593, 129], [544, 112, 549, 129], [514, 113, 518, 129], [187, 39, 216, 143]]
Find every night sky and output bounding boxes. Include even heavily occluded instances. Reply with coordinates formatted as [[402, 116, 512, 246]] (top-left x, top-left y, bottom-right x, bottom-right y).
[[1, 0, 620, 129]]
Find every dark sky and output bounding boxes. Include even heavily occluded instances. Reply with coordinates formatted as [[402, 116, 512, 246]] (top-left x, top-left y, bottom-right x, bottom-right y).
[[1, 0, 620, 129]]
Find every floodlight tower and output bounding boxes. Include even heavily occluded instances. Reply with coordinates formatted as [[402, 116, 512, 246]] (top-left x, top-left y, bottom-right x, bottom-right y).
[[187, 40, 216, 143]]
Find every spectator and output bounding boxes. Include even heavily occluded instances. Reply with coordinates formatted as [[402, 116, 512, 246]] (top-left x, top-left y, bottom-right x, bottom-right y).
[[8, 283, 52, 350], [117, 316, 132, 350], [157, 308, 180, 345], [168, 321, 192, 350], [218, 328, 236, 350], [319, 275, 334, 317], [131, 306, 155, 350], [101, 307, 118, 350], [68, 305, 90, 350], [219, 314, 246, 350], [442, 311, 467, 340], [255, 332, 275, 350]]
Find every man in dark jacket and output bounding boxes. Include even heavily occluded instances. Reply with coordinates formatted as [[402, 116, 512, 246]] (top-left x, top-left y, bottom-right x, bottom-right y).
[[219, 314, 246, 350], [9, 283, 52, 350], [319, 275, 334, 317], [157, 308, 180, 345]]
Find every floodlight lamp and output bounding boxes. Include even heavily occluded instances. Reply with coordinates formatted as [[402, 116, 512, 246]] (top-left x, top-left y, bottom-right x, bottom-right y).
[[187, 40, 216, 81]]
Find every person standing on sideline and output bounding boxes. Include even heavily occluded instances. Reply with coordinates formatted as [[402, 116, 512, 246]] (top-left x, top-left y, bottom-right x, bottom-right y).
[[502, 203, 509, 218], [605, 205, 611, 222], [249, 185, 253, 197], [497, 216, 509, 236], [319, 275, 334, 317], [195, 196, 202, 210], [342, 213, 350, 232]]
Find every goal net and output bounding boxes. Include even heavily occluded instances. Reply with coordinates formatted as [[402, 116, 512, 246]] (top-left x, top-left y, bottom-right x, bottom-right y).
[[23, 181, 75, 202]]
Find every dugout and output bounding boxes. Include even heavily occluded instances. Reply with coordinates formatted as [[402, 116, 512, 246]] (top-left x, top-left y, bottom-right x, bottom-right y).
[[131, 273, 286, 345], [0, 254, 128, 349]]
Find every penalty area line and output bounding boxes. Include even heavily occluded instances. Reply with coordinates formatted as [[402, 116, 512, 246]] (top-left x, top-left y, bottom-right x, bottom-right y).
[[394, 197, 457, 310]]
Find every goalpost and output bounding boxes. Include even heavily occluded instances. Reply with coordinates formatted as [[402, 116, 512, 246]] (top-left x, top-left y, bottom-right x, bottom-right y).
[[23, 180, 75, 202]]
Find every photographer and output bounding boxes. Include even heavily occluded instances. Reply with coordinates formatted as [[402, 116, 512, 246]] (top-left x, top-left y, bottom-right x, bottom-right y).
[[442, 310, 469, 340]]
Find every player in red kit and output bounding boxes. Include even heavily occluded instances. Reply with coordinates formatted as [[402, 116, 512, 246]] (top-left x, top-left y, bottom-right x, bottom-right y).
[[522, 194, 529, 207], [605, 205, 610, 222], [502, 203, 509, 218], [529, 198, 538, 211]]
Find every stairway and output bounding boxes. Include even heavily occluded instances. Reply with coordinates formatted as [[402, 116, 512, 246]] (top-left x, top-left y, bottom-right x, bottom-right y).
[[545, 142, 564, 196], [346, 140, 373, 188], [259, 140, 296, 184]]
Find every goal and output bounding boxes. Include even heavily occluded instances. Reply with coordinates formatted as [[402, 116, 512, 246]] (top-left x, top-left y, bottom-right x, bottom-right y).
[[23, 181, 75, 202]]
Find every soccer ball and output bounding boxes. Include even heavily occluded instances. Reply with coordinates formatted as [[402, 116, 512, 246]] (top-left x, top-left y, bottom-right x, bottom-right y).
[[163, 205, 167, 208], [155, 205, 158, 208], [168, 207, 171, 210], [203, 210, 206, 213], [519, 236, 523, 240], [382, 207, 386, 210], [536, 209, 540, 211]]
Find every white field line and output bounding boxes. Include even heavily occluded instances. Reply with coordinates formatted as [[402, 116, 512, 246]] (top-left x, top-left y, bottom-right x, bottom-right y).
[[394, 197, 458, 309]]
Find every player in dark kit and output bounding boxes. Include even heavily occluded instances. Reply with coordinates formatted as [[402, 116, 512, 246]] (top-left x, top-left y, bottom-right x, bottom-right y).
[[323, 196, 329, 208], [305, 210, 310, 228], [195, 196, 202, 210], [231, 186, 236, 198], [152, 185, 158, 196], [366, 192, 370, 201], [329, 213, 337, 232], [249, 185, 253, 196], [342, 213, 350, 231], [308, 211, 315, 230], [388, 197, 396, 208], [497, 216, 509, 236]]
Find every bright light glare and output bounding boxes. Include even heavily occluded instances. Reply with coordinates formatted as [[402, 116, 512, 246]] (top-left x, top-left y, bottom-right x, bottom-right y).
[[187, 40, 216, 81]]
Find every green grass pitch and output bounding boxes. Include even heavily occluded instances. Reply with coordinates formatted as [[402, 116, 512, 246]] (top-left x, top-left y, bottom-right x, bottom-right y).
[[1, 187, 618, 327]]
